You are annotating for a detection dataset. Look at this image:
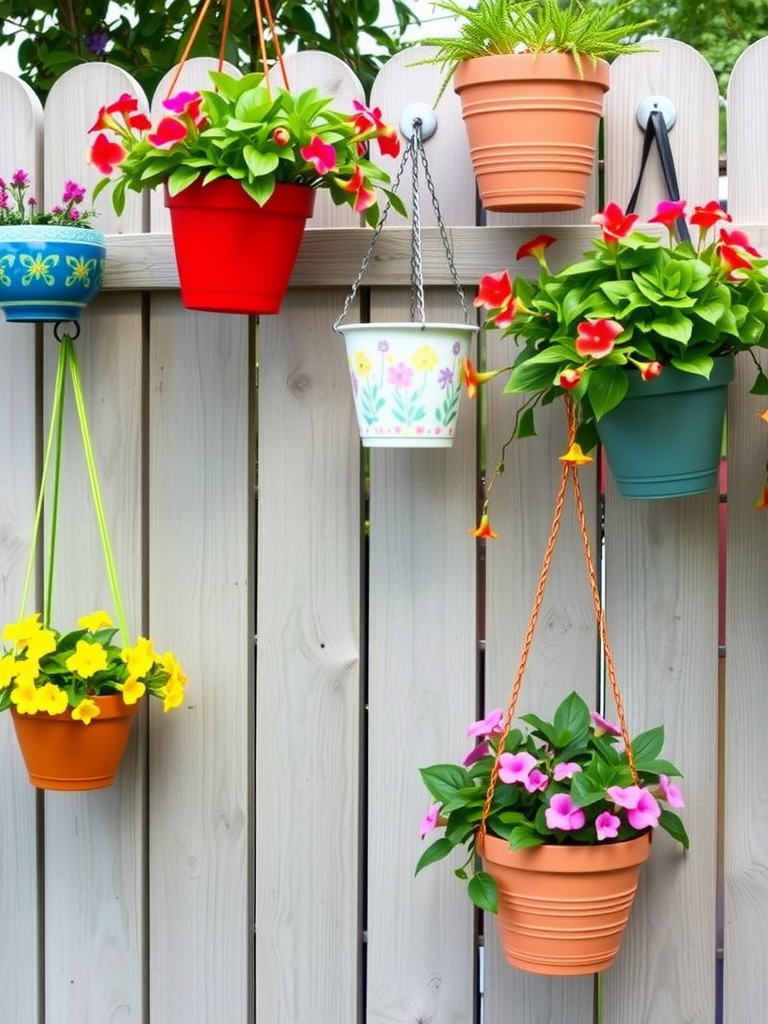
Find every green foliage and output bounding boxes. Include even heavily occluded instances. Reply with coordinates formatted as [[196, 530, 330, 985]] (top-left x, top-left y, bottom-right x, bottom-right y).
[[0, 0, 420, 101], [416, 691, 688, 911], [418, 0, 655, 96]]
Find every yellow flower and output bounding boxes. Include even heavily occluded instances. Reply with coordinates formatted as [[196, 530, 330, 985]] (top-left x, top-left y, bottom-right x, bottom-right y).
[[14, 658, 41, 687], [35, 682, 69, 716], [66, 639, 108, 678], [0, 653, 17, 688], [158, 650, 187, 689], [71, 698, 101, 724], [26, 628, 56, 660], [121, 637, 155, 678], [2, 612, 44, 650], [411, 345, 439, 372], [354, 351, 372, 376], [10, 680, 39, 715], [160, 680, 185, 713], [78, 610, 113, 633], [558, 442, 593, 465], [118, 676, 146, 705]]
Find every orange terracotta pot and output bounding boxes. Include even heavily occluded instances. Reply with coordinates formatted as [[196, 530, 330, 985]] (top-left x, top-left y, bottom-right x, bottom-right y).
[[453, 53, 611, 213], [12, 695, 140, 791], [478, 831, 651, 975]]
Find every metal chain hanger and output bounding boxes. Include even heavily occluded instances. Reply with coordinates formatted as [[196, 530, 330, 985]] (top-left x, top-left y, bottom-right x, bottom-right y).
[[334, 107, 470, 331]]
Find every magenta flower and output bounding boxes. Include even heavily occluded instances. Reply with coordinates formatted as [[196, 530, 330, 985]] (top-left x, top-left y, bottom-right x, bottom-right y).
[[607, 785, 661, 829], [595, 810, 621, 841], [658, 774, 685, 808], [462, 740, 490, 767], [498, 750, 537, 785], [300, 135, 338, 176], [553, 761, 582, 782], [545, 793, 586, 831], [524, 768, 549, 793], [591, 711, 621, 737], [467, 708, 504, 738], [419, 802, 442, 838]]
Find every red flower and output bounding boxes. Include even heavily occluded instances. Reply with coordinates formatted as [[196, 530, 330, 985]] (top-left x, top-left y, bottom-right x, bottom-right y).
[[342, 165, 376, 213], [690, 201, 731, 232], [719, 244, 753, 277], [719, 227, 761, 258], [351, 100, 401, 158], [640, 361, 664, 381], [272, 127, 291, 146], [148, 117, 189, 149], [163, 90, 204, 126], [591, 202, 639, 241], [376, 126, 401, 158], [648, 199, 687, 228], [558, 368, 581, 390], [88, 133, 127, 174], [516, 234, 556, 265], [474, 271, 516, 326], [574, 319, 623, 359], [755, 486, 768, 510], [470, 514, 497, 539], [460, 358, 506, 399]]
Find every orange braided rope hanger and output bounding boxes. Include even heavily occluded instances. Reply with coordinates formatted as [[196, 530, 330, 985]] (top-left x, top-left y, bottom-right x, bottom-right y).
[[165, 0, 290, 100], [479, 402, 639, 842]]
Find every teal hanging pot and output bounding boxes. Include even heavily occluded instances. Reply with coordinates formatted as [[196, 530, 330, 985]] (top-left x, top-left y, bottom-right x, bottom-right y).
[[595, 355, 734, 499]]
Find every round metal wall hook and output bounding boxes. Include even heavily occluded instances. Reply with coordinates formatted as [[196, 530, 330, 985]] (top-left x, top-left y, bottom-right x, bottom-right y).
[[399, 102, 437, 141], [53, 320, 81, 342], [636, 96, 677, 131]]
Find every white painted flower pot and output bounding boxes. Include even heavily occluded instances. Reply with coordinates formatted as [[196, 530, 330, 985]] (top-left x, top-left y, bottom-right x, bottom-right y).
[[339, 323, 478, 447]]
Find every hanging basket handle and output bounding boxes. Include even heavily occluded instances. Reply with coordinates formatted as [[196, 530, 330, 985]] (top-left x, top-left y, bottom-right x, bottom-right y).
[[478, 404, 639, 841]]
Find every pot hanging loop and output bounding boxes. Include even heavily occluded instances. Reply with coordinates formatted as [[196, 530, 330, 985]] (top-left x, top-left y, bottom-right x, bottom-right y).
[[333, 114, 469, 331]]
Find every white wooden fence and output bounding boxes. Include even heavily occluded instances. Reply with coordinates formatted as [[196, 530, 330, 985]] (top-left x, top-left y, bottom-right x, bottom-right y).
[[1, 35, 767, 1024]]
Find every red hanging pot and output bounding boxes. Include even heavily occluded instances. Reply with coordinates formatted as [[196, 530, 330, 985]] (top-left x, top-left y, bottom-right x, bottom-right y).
[[165, 179, 316, 315], [12, 695, 140, 791]]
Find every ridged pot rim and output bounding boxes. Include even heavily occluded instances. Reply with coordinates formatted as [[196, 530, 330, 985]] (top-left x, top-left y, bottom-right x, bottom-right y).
[[11, 693, 141, 723], [478, 830, 652, 873], [454, 51, 611, 90], [337, 322, 479, 335]]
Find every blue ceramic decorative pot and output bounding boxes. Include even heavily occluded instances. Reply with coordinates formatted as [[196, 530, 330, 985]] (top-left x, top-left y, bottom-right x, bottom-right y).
[[0, 225, 107, 322]]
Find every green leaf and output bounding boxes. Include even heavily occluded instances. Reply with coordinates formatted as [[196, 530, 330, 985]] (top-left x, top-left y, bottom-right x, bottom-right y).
[[587, 364, 629, 420], [419, 764, 471, 803], [509, 825, 545, 851], [750, 369, 768, 395], [468, 871, 498, 913], [415, 837, 455, 875], [629, 725, 664, 763], [659, 809, 690, 850], [669, 353, 714, 378]]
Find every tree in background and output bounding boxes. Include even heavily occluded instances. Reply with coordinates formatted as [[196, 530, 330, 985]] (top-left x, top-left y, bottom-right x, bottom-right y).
[[0, 0, 419, 100], [623, 0, 768, 97]]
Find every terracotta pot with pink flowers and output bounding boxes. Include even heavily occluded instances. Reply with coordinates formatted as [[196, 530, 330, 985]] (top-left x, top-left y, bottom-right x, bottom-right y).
[[88, 69, 404, 314], [416, 690, 688, 975]]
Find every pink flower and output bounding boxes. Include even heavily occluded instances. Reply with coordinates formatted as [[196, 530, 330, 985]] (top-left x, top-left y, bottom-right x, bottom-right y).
[[462, 740, 490, 767], [300, 135, 338, 175], [649, 199, 687, 228], [607, 785, 661, 830], [498, 751, 537, 785], [467, 708, 504, 737], [595, 810, 621, 841], [545, 793, 586, 831], [591, 711, 621, 737], [163, 90, 204, 126], [341, 165, 376, 213], [719, 227, 761, 257], [553, 761, 582, 782], [524, 768, 549, 793], [387, 363, 413, 388], [658, 774, 685, 808], [419, 802, 442, 838]]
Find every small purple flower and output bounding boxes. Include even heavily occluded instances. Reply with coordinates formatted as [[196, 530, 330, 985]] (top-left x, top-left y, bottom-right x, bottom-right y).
[[437, 367, 453, 390], [524, 768, 549, 793], [377, 339, 390, 353], [27, 197, 37, 210], [595, 810, 621, 840], [351, 374, 359, 395], [607, 785, 661, 830], [498, 750, 537, 785], [545, 793, 586, 831], [11, 169, 29, 186], [62, 180, 86, 204], [387, 362, 413, 388], [69, 208, 81, 221], [452, 341, 461, 355], [84, 30, 109, 55], [419, 801, 442, 838]]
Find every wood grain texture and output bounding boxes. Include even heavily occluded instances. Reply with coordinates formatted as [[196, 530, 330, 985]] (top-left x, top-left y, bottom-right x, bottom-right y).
[[722, 37, 768, 1024], [0, 68, 43, 1024], [602, 38, 719, 1024]]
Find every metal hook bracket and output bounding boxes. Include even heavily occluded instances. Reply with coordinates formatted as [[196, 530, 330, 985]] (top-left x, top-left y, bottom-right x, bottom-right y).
[[399, 102, 437, 141], [636, 96, 677, 131]]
